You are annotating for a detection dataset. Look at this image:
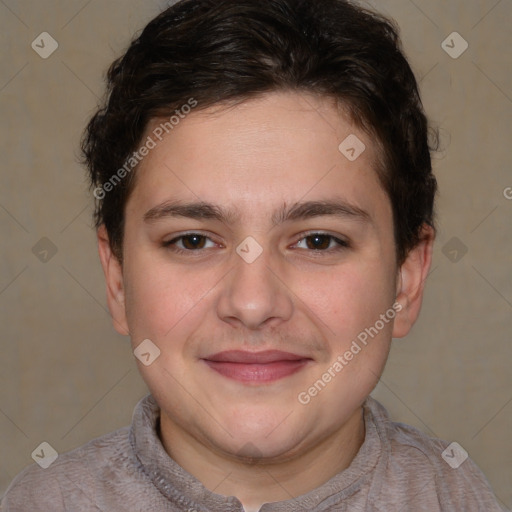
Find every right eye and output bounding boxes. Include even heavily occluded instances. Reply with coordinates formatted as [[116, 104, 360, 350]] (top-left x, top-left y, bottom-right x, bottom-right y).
[[163, 233, 218, 253]]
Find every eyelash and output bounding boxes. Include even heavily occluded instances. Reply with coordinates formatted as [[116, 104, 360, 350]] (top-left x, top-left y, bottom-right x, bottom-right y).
[[162, 232, 350, 255]]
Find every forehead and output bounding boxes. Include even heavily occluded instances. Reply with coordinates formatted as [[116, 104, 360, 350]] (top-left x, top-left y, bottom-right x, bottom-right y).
[[127, 91, 390, 224]]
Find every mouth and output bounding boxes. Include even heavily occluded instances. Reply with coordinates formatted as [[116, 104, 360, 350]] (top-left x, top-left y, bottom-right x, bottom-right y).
[[201, 350, 312, 384]]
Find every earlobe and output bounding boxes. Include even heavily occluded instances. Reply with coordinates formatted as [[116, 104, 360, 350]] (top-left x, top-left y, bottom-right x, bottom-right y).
[[97, 225, 130, 336], [392, 225, 435, 339]]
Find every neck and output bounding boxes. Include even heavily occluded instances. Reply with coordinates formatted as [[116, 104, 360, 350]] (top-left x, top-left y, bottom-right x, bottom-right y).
[[159, 407, 365, 510]]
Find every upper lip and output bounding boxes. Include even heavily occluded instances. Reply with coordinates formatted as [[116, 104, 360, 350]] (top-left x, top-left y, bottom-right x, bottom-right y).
[[203, 350, 311, 364]]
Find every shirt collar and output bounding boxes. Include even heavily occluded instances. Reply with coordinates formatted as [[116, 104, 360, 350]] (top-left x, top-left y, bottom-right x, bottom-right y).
[[130, 394, 387, 511]]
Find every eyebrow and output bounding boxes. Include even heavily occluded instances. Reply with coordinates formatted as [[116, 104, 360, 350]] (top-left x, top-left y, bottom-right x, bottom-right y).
[[143, 198, 371, 226]]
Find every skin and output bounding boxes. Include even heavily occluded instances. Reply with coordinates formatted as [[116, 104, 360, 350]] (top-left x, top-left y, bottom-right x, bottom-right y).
[[98, 91, 434, 510]]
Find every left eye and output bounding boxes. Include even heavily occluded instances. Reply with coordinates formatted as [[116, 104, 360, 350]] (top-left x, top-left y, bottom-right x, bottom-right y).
[[294, 234, 348, 251], [164, 234, 216, 251]]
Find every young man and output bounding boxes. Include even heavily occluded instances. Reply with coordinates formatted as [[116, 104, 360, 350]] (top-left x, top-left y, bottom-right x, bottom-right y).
[[2, 0, 505, 510]]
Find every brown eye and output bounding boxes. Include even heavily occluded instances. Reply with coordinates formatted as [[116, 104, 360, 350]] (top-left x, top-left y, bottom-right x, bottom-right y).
[[294, 233, 349, 251], [181, 234, 207, 250], [164, 234, 216, 252], [305, 234, 332, 250]]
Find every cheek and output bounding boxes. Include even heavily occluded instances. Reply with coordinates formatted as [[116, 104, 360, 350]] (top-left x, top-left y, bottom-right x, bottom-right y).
[[122, 254, 214, 343], [296, 266, 395, 410], [295, 262, 396, 341]]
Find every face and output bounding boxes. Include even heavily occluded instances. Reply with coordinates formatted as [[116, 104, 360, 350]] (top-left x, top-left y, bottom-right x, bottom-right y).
[[100, 91, 429, 462]]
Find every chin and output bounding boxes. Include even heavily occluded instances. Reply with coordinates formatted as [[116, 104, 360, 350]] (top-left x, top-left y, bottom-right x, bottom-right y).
[[219, 433, 305, 464], [209, 410, 307, 461]]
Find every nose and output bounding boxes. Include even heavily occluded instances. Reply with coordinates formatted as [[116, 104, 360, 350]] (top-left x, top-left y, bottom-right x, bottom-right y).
[[216, 246, 294, 330]]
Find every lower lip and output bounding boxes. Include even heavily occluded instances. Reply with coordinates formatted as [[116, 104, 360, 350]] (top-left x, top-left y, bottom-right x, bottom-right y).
[[203, 360, 309, 383]]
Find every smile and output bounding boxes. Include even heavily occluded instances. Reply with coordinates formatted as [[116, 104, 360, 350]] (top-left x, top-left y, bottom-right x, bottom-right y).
[[202, 350, 312, 384]]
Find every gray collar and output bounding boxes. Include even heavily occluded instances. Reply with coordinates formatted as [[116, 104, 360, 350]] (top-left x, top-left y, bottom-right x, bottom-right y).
[[129, 394, 387, 511]]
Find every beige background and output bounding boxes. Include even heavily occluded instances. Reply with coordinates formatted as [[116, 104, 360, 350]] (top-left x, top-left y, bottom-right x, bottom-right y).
[[0, 0, 511, 508]]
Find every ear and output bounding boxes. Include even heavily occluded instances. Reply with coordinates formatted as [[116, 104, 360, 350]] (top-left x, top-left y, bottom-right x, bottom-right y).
[[97, 225, 130, 336], [392, 224, 435, 339]]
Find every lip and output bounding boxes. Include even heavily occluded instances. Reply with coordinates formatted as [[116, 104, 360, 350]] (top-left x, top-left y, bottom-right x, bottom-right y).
[[202, 350, 312, 384]]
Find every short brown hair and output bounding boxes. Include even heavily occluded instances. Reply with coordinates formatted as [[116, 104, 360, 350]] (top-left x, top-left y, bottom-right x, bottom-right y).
[[82, 0, 438, 265]]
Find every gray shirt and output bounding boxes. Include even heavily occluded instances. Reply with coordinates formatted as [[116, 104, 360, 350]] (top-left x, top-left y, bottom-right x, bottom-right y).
[[1, 394, 506, 511]]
